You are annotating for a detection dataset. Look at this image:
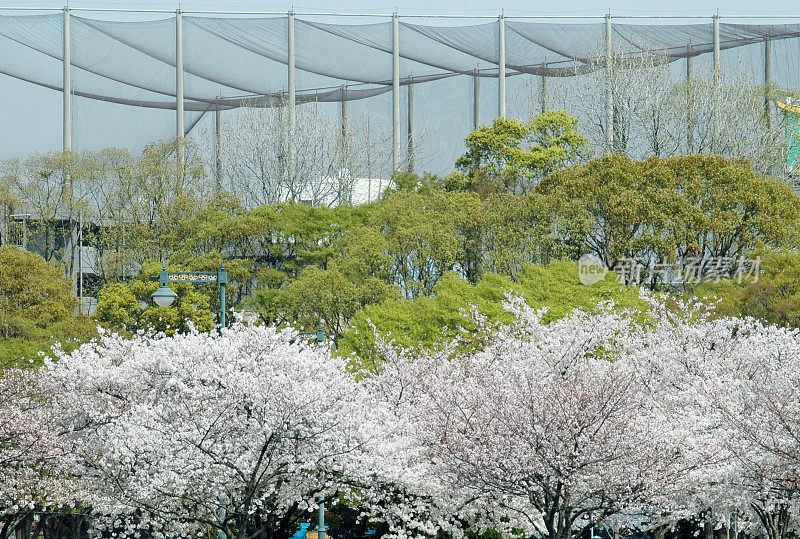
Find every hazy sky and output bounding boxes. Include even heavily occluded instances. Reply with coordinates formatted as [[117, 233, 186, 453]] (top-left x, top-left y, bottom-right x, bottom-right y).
[[1, 0, 798, 17]]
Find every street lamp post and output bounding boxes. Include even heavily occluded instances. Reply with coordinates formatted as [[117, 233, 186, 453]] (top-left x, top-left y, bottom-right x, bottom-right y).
[[151, 262, 228, 333]]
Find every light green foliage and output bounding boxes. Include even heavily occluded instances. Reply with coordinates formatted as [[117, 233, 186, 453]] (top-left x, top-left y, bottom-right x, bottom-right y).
[[477, 192, 558, 279], [94, 282, 140, 331], [338, 260, 646, 369], [0, 246, 95, 367], [693, 248, 800, 328], [95, 261, 216, 335], [272, 262, 395, 340], [455, 111, 587, 194]]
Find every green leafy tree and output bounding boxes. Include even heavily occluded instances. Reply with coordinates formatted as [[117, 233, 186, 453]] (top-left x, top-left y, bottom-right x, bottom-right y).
[[455, 111, 587, 195], [540, 154, 674, 270], [258, 226, 397, 338], [0, 246, 95, 366], [272, 263, 395, 341], [540, 154, 800, 286], [692, 247, 800, 328], [94, 282, 140, 331], [476, 192, 559, 279], [371, 189, 481, 298]]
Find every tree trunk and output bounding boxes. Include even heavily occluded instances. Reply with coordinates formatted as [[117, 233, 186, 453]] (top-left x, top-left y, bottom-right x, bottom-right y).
[[705, 514, 714, 539]]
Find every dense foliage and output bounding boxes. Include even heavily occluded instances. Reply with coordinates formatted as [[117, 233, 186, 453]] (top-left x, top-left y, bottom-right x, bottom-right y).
[[3, 113, 800, 366], [0, 246, 95, 366], [453, 111, 587, 195], [338, 260, 646, 367]]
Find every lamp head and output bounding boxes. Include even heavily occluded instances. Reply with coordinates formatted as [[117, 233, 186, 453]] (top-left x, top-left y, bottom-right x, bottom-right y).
[[152, 284, 177, 307]]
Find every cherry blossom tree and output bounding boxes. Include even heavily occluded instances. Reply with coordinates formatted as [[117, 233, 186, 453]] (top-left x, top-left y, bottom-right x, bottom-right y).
[[601, 295, 800, 539], [48, 324, 390, 539], [683, 317, 800, 539], [0, 368, 85, 539], [366, 299, 692, 539], [9, 292, 800, 539]]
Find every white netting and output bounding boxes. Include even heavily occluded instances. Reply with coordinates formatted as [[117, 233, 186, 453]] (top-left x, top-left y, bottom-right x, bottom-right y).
[[0, 10, 798, 176]]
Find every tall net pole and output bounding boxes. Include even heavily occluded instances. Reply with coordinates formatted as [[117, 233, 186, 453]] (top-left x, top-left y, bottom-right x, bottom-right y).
[[407, 78, 414, 173], [215, 107, 222, 188], [288, 11, 297, 185], [63, 6, 73, 205], [540, 70, 547, 115], [686, 44, 693, 152], [605, 13, 613, 155], [392, 13, 400, 172], [340, 85, 349, 204], [473, 69, 480, 129], [713, 14, 720, 80], [176, 9, 185, 171], [341, 85, 347, 142], [498, 13, 506, 118], [712, 13, 720, 151], [765, 36, 772, 129], [63, 7, 71, 155]]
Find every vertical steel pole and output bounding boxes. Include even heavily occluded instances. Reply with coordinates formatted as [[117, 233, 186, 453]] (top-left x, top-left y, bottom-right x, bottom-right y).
[[63, 7, 73, 204], [765, 36, 772, 128], [686, 44, 692, 80], [288, 11, 297, 184], [540, 71, 547, 115], [340, 84, 348, 202], [392, 13, 400, 172], [713, 14, 720, 81], [712, 13, 720, 150], [218, 262, 227, 335], [78, 212, 83, 313], [341, 85, 347, 143], [686, 44, 693, 152], [605, 13, 613, 154], [176, 9, 185, 169], [63, 7, 71, 154], [498, 13, 506, 118], [407, 78, 414, 173], [215, 107, 222, 188], [473, 69, 480, 129], [318, 501, 326, 539]]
